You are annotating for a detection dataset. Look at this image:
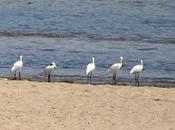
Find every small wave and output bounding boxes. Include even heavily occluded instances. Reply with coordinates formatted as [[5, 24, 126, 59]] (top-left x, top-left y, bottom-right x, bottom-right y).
[[0, 31, 66, 38], [0, 31, 147, 42], [0, 31, 174, 44], [40, 49, 56, 52], [163, 38, 175, 44], [138, 48, 158, 51]]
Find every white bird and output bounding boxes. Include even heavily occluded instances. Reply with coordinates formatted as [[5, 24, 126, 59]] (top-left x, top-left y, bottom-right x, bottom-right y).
[[86, 57, 95, 84], [11, 55, 23, 79], [44, 62, 57, 82], [108, 56, 123, 84], [130, 60, 144, 86]]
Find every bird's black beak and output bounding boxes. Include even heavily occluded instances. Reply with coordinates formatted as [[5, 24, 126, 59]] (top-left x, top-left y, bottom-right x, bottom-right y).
[[123, 63, 127, 68], [122, 63, 124, 68]]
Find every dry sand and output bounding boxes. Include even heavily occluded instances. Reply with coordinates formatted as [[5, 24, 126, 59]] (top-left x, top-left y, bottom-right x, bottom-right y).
[[0, 79, 175, 130]]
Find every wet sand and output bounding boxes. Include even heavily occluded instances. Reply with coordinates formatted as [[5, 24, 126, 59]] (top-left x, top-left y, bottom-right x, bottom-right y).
[[0, 79, 175, 130]]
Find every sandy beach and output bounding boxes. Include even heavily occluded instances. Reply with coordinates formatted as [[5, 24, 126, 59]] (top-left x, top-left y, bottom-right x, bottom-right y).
[[0, 79, 174, 130]]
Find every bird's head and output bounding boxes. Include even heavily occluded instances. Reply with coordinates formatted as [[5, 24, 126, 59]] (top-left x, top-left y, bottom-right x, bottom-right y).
[[141, 60, 143, 67], [92, 57, 95, 63], [52, 62, 57, 69], [20, 55, 23, 61]]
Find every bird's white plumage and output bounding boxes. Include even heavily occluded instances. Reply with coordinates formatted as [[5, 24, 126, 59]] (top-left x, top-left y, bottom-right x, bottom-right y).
[[86, 63, 95, 75], [11, 56, 23, 72], [44, 62, 57, 75], [86, 57, 95, 75], [130, 60, 143, 74], [108, 56, 123, 74]]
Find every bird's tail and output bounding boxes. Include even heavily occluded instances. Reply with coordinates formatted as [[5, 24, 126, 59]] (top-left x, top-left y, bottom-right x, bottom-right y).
[[130, 70, 133, 75], [11, 67, 15, 72], [86, 70, 89, 75]]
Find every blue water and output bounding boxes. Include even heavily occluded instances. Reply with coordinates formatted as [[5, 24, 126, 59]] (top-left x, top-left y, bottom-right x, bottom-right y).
[[0, 0, 175, 86]]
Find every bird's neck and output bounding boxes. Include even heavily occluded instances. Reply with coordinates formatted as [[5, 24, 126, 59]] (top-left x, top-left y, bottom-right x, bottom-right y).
[[120, 58, 123, 65], [141, 61, 143, 67], [92, 59, 95, 64], [20, 57, 23, 61]]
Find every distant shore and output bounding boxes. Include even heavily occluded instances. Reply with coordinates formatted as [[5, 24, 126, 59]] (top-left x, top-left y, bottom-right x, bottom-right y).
[[0, 79, 175, 130]]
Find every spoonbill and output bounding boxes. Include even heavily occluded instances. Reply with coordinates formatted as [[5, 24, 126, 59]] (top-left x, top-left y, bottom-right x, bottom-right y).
[[130, 60, 144, 86], [108, 56, 123, 84], [86, 57, 95, 84], [11, 55, 23, 80], [44, 62, 57, 82]]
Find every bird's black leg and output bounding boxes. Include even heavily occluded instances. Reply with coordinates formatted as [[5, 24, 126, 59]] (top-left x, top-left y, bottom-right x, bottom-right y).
[[112, 73, 114, 85], [114, 73, 117, 85], [48, 73, 51, 82], [19, 71, 21, 80], [87, 74, 89, 84], [135, 74, 136, 86], [14, 71, 16, 80], [90, 72, 92, 84], [137, 74, 139, 86]]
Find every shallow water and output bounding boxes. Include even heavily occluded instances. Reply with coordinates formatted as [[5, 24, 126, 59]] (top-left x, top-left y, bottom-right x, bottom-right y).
[[0, 0, 175, 86]]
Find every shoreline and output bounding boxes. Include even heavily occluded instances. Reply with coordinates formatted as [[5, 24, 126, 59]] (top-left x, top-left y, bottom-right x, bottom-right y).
[[1, 76, 175, 88]]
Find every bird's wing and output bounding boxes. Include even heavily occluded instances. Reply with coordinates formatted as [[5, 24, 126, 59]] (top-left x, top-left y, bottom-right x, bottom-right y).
[[86, 63, 95, 75], [43, 64, 55, 75], [43, 65, 54, 75], [13, 61, 23, 67], [12, 61, 23, 72], [11, 66, 17, 72], [45, 65, 53, 70], [108, 63, 121, 73], [130, 65, 143, 74]]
